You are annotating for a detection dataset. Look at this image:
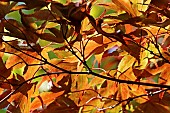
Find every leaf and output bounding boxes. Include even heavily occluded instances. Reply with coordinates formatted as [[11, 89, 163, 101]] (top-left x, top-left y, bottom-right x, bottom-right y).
[[88, 76, 106, 89], [111, 0, 137, 17], [121, 40, 141, 61], [11, 4, 27, 11], [3, 19, 25, 39], [20, 0, 49, 9], [6, 51, 39, 69], [117, 55, 136, 77], [99, 80, 118, 97], [146, 63, 170, 76], [0, 90, 11, 109], [41, 96, 79, 113], [98, 3, 123, 12], [3, 19, 38, 42], [30, 91, 64, 111], [7, 77, 35, 112], [20, 10, 37, 31], [119, 83, 131, 100], [0, 1, 10, 19], [24, 65, 40, 80], [76, 74, 88, 90], [133, 69, 153, 80], [51, 2, 87, 32], [48, 28, 65, 43], [39, 32, 64, 43], [129, 29, 148, 37], [48, 51, 58, 60], [78, 90, 98, 106], [32, 9, 56, 20], [150, 0, 170, 9], [51, 3, 64, 18], [0, 57, 12, 80], [159, 64, 170, 85], [133, 92, 170, 113], [100, 56, 121, 71]]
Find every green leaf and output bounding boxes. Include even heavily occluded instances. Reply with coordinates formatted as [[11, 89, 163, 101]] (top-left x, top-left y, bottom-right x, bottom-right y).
[[0, 109, 6, 113], [6, 10, 21, 22], [48, 51, 58, 60]]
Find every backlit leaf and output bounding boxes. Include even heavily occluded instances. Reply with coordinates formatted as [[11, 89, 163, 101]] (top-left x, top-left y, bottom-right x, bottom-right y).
[[30, 91, 64, 111], [117, 55, 136, 77], [111, 0, 137, 17]]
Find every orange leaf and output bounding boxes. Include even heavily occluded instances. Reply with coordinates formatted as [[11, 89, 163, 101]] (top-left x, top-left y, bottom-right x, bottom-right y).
[[76, 74, 88, 90], [6, 51, 40, 69], [159, 64, 170, 85], [30, 91, 64, 111], [119, 83, 130, 100]]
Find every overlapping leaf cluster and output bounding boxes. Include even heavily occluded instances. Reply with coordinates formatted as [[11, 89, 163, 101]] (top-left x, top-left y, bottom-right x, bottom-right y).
[[0, 0, 170, 112]]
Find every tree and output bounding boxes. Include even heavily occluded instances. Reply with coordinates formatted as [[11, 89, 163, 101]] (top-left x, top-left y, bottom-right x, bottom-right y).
[[0, 0, 170, 112]]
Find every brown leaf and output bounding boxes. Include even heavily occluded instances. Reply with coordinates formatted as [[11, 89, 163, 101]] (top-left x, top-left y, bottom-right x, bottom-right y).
[[41, 96, 79, 113], [121, 40, 141, 61], [0, 57, 12, 80], [87, 14, 127, 45], [150, 0, 170, 9], [31, 9, 59, 21], [20, 0, 49, 9], [100, 56, 121, 71], [133, 69, 153, 80], [0, 90, 11, 109], [3, 19, 25, 39], [38, 33, 64, 43], [48, 28, 65, 43], [133, 92, 170, 113], [129, 29, 148, 37], [0, 1, 11, 19], [51, 2, 88, 33], [20, 10, 37, 31]]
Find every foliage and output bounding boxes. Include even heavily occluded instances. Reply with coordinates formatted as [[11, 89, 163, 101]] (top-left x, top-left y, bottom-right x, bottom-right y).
[[0, 0, 170, 112]]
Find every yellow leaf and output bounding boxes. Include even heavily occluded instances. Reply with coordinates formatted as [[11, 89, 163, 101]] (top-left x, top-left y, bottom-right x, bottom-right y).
[[112, 0, 137, 17], [117, 55, 136, 77]]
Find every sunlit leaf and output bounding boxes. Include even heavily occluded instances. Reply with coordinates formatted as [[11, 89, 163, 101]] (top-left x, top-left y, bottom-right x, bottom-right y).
[[0, 0, 170, 112], [111, 0, 137, 17], [30, 91, 64, 111], [117, 55, 136, 77]]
